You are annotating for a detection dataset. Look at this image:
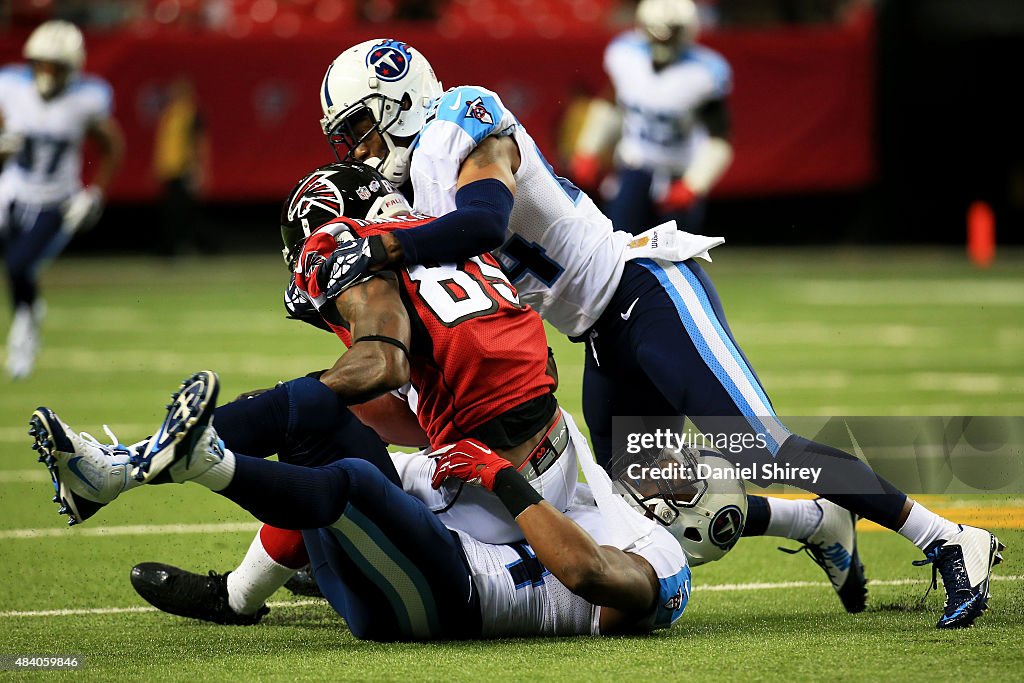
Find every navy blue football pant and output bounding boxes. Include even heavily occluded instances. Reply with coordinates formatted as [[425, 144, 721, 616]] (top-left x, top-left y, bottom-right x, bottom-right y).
[[605, 167, 706, 236], [1, 202, 69, 309], [218, 456, 481, 641], [211, 375, 399, 484], [582, 259, 908, 531]]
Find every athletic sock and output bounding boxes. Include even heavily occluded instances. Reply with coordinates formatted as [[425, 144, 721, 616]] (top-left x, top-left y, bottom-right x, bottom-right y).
[[189, 445, 236, 491], [226, 526, 304, 615], [763, 497, 824, 540], [898, 499, 960, 551]]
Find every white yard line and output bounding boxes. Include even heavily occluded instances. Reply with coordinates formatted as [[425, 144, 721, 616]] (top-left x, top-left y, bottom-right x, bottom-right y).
[[700, 575, 1022, 592], [0, 599, 324, 618], [2, 578, 1020, 618], [0, 522, 258, 540], [0, 470, 50, 483]]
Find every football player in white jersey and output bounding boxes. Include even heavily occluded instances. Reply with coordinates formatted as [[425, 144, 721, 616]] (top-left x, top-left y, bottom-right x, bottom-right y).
[[0, 20, 124, 379], [31, 370, 692, 640], [570, 0, 734, 235], [313, 39, 1004, 628]]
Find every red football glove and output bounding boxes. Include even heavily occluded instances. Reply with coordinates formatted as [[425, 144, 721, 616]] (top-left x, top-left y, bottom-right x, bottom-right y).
[[430, 438, 513, 491], [659, 179, 698, 213], [569, 154, 602, 193]]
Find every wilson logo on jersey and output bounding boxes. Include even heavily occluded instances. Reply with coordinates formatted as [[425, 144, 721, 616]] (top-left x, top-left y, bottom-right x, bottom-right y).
[[287, 171, 344, 223], [465, 97, 494, 125], [366, 40, 412, 82]]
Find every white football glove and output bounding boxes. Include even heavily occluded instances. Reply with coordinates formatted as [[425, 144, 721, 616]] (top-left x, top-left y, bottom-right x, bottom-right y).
[[0, 131, 24, 156], [61, 186, 104, 235]]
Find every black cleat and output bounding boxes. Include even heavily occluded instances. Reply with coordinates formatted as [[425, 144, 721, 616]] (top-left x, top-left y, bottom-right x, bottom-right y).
[[284, 567, 323, 598], [130, 562, 269, 626]]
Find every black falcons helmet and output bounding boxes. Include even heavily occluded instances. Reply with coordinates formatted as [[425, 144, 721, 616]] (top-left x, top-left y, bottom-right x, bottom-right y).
[[279, 161, 410, 270]]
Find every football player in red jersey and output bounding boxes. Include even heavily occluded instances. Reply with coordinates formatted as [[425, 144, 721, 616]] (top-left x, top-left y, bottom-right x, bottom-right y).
[[288, 163, 581, 546], [120, 163, 608, 624]]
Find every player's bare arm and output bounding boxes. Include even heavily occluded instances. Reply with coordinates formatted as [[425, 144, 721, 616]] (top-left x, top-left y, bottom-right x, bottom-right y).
[[320, 274, 412, 404], [432, 441, 659, 633], [514, 501, 659, 631], [85, 116, 125, 193]]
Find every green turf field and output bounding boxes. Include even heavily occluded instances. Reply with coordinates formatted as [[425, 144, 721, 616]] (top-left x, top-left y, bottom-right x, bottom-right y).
[[1, 248, 1022, 681]]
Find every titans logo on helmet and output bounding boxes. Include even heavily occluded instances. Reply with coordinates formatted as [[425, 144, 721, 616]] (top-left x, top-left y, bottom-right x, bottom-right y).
[[465, 97, 495, 125], [709, 505, 744, 549], [366, 40, 413, 82], [287, 171, 345, 223]]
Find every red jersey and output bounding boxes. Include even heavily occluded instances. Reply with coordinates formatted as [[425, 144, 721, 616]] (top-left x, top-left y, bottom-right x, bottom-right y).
[[294, 213, 555, 449]]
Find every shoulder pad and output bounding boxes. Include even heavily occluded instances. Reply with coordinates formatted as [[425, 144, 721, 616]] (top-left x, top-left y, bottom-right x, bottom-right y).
[[428, 85, 507, 145]]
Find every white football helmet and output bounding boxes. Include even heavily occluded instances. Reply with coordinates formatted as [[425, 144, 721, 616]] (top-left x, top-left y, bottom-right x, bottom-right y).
[[23, 20, 85, 98], [615, 446, 746, 566], [319, 39, 442, 185], [635, 0, 699, 66]]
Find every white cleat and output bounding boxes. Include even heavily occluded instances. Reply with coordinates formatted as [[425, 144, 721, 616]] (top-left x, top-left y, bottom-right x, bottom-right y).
[[6, 305, 39, 380], [29, 407, 137, 525], [781, 498, 867, 613]]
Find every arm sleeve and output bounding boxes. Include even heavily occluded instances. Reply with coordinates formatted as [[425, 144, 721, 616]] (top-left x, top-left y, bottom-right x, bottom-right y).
[[391, 178, 513, 266]]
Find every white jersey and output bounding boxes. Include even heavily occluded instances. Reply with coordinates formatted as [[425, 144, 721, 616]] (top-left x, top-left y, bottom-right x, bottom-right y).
[[0, 64, 113, 205], [456, 484, 691, 637], [605, 31, 731, 174], [410, 85, 632, 338]]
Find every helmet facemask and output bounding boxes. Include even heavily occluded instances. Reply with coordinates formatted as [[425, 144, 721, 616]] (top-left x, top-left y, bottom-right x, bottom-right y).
[[613, 446, 708, 527]]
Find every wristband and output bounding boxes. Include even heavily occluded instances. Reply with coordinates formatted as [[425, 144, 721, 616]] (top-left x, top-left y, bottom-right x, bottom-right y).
[[493, 467, 543, 518], [368, 234, 389, 267]]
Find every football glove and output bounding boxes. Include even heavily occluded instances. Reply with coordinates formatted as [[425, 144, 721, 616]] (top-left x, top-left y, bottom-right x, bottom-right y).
[[62, 186, 104, 235], [658, 179, 698, 214], [431, 438, 512, 491], [315, 238, 383, 301], [284, 279, 332, 332]]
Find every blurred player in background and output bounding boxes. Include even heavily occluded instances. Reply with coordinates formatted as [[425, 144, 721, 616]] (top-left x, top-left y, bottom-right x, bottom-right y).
[[570, 0, 733, 234], [152, 76, 209, 258], [0, 20, 124, 379]]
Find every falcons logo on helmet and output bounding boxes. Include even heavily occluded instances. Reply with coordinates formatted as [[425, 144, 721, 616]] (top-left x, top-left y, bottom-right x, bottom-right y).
[[287, 171, 345, 223]]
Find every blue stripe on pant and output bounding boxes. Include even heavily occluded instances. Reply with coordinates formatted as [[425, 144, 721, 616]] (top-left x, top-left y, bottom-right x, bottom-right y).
[[299, 459, 480, 642], [582, 258, 788, 470], [581, 259, 909, 527]]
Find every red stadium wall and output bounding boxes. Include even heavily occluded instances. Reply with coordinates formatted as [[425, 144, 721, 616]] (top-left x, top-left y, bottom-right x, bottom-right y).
[[0, 20, 874, 202]]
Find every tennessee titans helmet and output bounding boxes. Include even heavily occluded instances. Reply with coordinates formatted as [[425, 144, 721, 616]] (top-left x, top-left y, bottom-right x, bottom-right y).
[[23, 20, 85, 98], [279, 161, 410, 271], [613, 445, 746, 566], [636, 0, 699, 67], [319, 39, 442, 185]]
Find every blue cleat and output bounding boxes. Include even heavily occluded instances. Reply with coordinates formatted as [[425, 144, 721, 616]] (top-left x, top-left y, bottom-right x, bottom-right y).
[[28, 407, 135, 525], [132, 371, 222, 484], [914, 525, 1005, 629]]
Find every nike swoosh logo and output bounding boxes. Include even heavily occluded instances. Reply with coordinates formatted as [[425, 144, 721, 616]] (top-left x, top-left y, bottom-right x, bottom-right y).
[[621, 297, 640, 321], [67, 456, 100, 492], [468, 441, 492, 455]]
